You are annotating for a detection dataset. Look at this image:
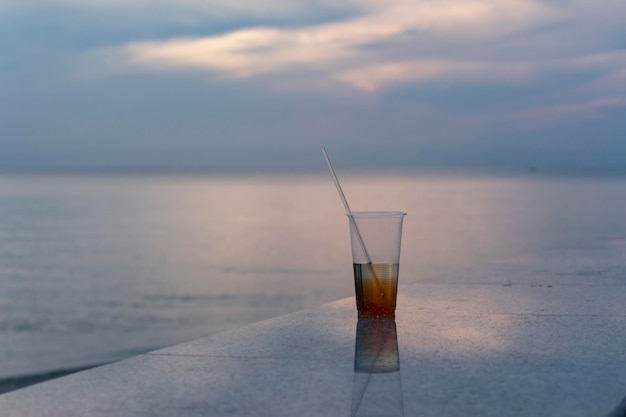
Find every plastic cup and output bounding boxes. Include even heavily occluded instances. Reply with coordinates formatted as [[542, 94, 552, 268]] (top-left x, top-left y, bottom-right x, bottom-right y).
[[347, 211, 406, 318]]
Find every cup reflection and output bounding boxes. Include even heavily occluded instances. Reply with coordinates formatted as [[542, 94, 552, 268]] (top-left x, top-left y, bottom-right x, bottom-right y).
[[351, 318, 404, 417]]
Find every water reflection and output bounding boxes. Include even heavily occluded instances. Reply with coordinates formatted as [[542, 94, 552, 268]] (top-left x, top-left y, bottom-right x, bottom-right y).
[[351, 318, 404, 417]]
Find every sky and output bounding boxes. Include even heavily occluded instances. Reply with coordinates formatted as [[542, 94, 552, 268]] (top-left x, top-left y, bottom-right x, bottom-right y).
[[1, 0, 625, 171]]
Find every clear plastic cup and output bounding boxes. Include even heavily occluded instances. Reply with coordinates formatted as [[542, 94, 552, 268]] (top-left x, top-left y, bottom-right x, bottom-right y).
[[347, 211, 406, 318]]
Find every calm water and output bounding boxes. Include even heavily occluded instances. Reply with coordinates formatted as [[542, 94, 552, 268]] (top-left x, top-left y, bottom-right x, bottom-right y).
[[1, 171, 626, 379]]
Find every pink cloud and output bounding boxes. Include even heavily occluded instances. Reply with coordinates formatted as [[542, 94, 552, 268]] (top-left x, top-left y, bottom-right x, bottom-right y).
[[511, 97, 626, 129]]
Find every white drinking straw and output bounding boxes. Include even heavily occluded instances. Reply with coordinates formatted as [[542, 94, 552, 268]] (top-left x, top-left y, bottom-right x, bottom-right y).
[[322, 147, 374, 266]]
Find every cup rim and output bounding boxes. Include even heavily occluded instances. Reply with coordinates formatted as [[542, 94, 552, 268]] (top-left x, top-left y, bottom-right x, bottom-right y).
[[346, 211, 407, 217]]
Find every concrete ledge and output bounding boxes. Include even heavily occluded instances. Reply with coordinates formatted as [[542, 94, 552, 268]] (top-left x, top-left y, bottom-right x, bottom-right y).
[[2, 239, 626, 416]]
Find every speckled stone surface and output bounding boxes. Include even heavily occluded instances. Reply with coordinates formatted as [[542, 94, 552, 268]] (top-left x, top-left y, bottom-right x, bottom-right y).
[[2, 239, 626, 416]]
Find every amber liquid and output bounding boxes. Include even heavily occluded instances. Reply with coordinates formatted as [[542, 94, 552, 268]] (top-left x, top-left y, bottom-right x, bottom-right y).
[[353, 263, 399, 318]]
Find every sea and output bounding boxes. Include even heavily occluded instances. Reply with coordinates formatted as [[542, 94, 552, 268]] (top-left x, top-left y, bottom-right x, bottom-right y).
[[2, 169, 626, 383]]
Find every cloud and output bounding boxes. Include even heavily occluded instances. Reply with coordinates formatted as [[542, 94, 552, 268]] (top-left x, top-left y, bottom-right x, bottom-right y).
[[4, 0, 626, 172], [510, 97, 626, 128], [87, 0, 557, 90], [122, 27, 363, 77], [334, 60, 538, 92], [0, 0, 362, 20], [74, 0, 626, 139]]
